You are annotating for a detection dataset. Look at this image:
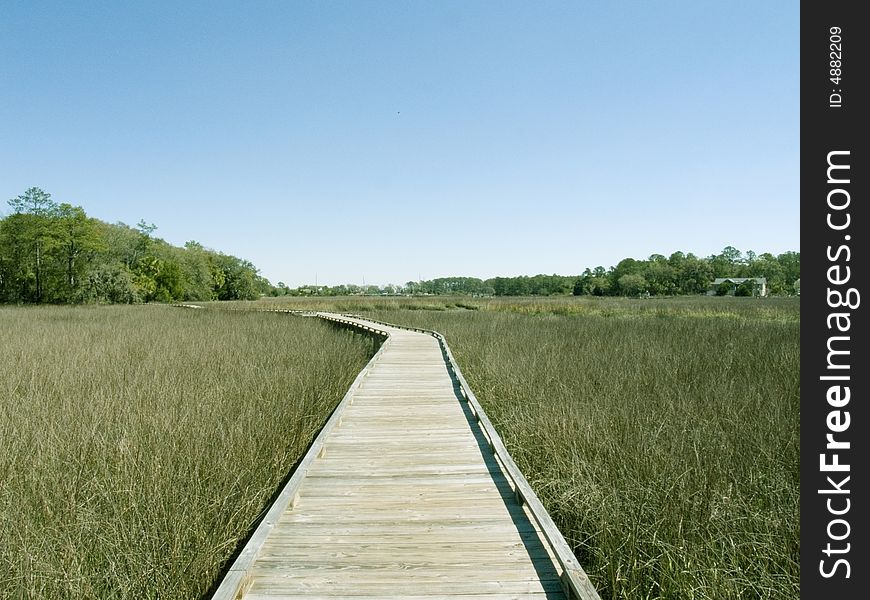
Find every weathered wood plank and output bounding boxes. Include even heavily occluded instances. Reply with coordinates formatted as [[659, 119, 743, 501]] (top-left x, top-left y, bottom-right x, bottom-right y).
[[247, 576, 566, 594]]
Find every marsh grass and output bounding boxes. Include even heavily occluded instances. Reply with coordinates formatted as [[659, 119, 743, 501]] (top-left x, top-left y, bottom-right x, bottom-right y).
[[221, 294, 799, 324], [0, 305, 372, 599], [359, 300, 799, 600], [1, 297, 799, 599]]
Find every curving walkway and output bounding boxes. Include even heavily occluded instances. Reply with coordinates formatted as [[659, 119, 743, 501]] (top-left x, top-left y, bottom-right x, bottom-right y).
[[212, 313, 598, 600]]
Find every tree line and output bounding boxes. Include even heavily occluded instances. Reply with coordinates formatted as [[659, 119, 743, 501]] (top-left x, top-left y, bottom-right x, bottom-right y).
[[571, 248, 799, 297], [277, 248, 799, 298], [3, 187, 800, 304], [0, 188, 270, 304]]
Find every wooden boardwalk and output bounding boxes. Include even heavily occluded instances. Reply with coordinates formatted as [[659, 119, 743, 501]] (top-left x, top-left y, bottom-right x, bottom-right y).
[[212, 313, 598, 600]]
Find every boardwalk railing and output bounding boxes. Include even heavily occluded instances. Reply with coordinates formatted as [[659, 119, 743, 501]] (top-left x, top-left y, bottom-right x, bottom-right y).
[[324, 313, 601, 600]]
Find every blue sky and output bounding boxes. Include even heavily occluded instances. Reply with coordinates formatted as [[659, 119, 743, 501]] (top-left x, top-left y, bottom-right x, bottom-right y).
[[1, 1, 798, 287]]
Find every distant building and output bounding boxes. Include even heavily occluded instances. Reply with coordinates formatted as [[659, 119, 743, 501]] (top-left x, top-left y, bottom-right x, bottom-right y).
[[707, 277, 768, 297]]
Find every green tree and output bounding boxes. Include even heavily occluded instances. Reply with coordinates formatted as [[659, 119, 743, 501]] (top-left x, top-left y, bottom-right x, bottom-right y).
[[8, 186, 57, 216], [677, 255, 713, 294], [179, 241, 216, 300], [85, 265, 140, 303], [53, 204, 105, 301], [611, 257, 643, 283], [6, 187, 59, 302], [1, 191, 277, 305], [0, 215, 30, 301], [572, 269, 592, 296], [573, 267, 613, 296], [643, 261, 678, 296], [709, 246, 744, 278], [617, 273, 648, 297], [777, 251, 801, 288], [735, 279, 758, 297], [153, 259, 183, 302], [132, 255, 160, 301], [715, 281, 734, 296], [212, 253, 261, 300], [747, 253, 784, 294]]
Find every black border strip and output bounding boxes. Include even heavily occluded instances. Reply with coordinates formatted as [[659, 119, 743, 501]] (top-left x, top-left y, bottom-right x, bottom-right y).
[[801, 1, 867, 597]]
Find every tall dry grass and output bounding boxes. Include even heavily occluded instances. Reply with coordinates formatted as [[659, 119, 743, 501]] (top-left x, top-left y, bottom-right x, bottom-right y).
[[362, 299, 799, 599], [0, 297, 799, 599], [0, 305, 373, 598]]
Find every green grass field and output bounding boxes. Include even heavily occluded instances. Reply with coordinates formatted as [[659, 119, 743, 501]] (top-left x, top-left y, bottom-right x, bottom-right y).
[[0, 306, 373, 599], [2, 297, 799, 599], [233, 295, 800, 599], [359, 299, 799, 599]]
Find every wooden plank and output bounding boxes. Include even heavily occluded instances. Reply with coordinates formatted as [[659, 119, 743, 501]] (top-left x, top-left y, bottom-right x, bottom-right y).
[[246, 578, 564, 594], [261, 520, 545, 538], [257, 539, 538, 553], [248, 569, 563, 585], [246, 577, 566, 595], [301, 479, 515, 493]]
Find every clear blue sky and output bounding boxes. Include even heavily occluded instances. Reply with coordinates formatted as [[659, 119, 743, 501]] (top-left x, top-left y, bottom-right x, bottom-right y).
[[1, 1, 798, 287]]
